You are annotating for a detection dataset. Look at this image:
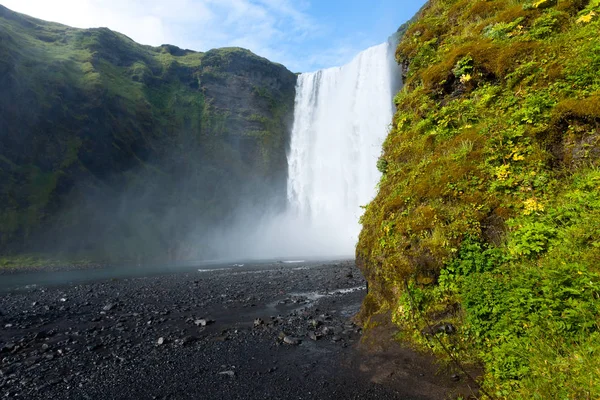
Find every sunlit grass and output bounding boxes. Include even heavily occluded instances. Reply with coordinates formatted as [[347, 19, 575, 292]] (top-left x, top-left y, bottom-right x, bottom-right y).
[[358, 0, 600, 397]]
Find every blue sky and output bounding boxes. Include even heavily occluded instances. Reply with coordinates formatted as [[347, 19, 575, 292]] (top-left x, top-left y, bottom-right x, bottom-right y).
[[1, 0, 426, 72]]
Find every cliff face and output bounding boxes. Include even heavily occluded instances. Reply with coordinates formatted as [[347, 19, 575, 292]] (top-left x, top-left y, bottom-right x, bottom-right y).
[[0, 5, 297, 260], [358, 0, 600, 397]]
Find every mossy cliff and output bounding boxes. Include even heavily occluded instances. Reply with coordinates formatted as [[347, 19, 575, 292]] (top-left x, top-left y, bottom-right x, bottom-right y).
[[0, 5, 296, 261], [357, 0, 600, 397]]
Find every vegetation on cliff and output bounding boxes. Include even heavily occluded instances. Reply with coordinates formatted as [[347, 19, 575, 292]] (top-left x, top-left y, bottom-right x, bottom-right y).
[[357, 0, 600, 397], [0, 5, 296, 262]]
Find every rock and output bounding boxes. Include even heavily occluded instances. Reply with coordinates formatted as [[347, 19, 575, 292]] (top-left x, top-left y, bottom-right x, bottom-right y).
[[321, 327, 335, 336], [86, 344, 102, 352], [157, 337, 165, 346], [283, 336, 301, 345], [32, 331, 48, 340], [451, 374, 461, 382], [253, 318, 264, 328], [320, 314, 333, 321], [103, 304, 115, 312], [332, 336, 342, 343], [218, 370, 235, 378], [425, 322, 456, 335], [0, 343, 15, 353], [195, 319, 214, 327], [307, 332, 320, 341], [308, 319, 321, 328], [181, 336, 197, 346]]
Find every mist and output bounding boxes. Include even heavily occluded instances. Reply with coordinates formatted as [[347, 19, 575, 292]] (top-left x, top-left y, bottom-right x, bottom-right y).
[[1, 25, 401, 265], [117, 38, 402, 263], [198, 39, 403, 261]]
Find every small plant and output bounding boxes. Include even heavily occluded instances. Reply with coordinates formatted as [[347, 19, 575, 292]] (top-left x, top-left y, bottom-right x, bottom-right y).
[[510, 221, 557, 257], [377, 157, 389, 174], [453, 55, 474, 79], [438, 237, 504, 292], [451, 140, 474, 160], [529, 11, 563, 39], [483, 18, 525, 40]]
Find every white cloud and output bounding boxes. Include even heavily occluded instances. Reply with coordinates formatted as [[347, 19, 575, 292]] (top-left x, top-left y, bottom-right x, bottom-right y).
[[1, 0, 326, 71]]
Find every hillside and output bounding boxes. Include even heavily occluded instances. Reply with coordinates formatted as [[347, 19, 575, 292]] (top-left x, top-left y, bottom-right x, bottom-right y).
[[357, 0, 600, 397], [0, 5, 297, 262]]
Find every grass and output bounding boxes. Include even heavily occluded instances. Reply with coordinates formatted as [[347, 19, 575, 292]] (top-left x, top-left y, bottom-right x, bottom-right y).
[[357, 0, 600, 397], [0, 254, 96, 270]]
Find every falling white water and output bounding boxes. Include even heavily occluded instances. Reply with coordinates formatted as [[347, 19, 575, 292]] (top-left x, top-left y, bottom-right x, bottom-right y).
[[285, 40, 402, 255], [201, 40, 401, 260]]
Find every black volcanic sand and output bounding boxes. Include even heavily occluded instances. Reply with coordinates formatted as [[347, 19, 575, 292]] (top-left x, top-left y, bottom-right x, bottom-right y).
[[0, 261, 477, 399]]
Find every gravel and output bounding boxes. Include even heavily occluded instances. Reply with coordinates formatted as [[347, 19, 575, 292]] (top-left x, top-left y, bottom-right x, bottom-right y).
[[0, 260, 472, 399]]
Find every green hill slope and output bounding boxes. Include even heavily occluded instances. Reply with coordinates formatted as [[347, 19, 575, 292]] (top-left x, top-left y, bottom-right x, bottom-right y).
[[357, 0, 600, 397], [0, 5, 296, 262]]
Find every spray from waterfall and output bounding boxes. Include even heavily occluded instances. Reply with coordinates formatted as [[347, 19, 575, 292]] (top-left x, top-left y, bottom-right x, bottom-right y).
[[207, 39, 401, 259]]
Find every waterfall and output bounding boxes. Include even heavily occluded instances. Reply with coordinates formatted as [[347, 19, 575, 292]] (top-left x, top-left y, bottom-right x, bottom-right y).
[[285, 40, 402, 256], [209, 40, 401, 260]]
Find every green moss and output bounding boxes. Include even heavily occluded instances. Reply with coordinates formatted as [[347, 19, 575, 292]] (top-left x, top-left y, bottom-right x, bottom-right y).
[[358, 0, 600, 398], [554, 95, 600, 120]]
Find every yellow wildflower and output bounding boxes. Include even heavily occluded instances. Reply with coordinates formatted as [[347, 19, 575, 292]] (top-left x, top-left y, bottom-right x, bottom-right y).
[[523, 198, 545, 215], [460, 74, 472, 84], [577, 11, 596, 24], [533, 0, 557, 9], [495, 164, 511, 181]]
